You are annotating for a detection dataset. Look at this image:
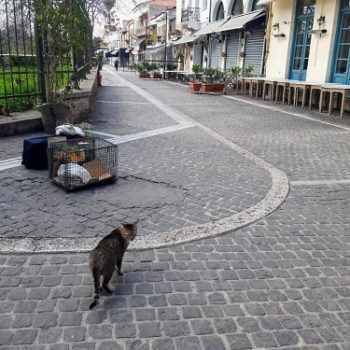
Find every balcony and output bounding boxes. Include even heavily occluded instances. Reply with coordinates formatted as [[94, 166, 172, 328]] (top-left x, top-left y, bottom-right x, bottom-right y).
[[181, 7, 200, 30], [135, 26, 153, 38], [182, 7, 200, 23]]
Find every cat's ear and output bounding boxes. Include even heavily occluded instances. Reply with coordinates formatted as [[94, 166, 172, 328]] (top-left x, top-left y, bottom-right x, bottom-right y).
[[120, 224, 128, 237]]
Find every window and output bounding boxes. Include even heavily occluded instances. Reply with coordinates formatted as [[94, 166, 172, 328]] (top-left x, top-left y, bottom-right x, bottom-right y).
[[231, 0, 243, 16], [298, 0, 315, 16], [215, 2, 225, 20], [203, 0, 207, 10], [342, 0, 350, 8]]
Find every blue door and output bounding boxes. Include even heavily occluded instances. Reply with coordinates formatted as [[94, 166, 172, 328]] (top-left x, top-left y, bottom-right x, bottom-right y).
[[290, 0, 315, 81], [332, 0, 350, 85]]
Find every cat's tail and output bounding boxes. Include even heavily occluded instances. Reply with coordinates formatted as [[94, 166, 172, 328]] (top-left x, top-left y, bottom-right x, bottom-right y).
[[89, 266, 100, 309]]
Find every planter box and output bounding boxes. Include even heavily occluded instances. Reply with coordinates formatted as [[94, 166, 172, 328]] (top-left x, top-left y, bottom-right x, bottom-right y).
[[202, 83, 225, 93], [97, 74, 102, 86], [153, 73, 162, 79], [139, 73, 151, 78], [167, 72, 177, 79], [189, 82, 202, 92]]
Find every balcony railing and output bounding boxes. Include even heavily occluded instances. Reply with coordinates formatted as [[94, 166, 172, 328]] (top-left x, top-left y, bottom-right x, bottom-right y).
[[181, 7, 200, 23], [135, 26, 153, 37]]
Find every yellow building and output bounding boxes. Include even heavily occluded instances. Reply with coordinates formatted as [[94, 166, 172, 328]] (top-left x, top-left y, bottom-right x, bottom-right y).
[[264, 0, 350, 84]]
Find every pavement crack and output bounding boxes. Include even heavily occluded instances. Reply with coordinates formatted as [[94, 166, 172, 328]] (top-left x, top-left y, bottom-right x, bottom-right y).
[[120, 174, 189, 192]]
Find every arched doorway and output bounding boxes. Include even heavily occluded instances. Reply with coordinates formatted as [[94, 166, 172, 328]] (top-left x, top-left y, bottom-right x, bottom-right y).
[[215, 1, 225, 21], [230, 0, 243, 16], [289, 0, 315, 81]]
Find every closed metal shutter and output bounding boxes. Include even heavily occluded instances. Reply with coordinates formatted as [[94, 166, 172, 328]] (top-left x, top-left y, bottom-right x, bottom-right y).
[[243, 28, 265, 74], [210, 38, 221, 68], [193, 44, 202, 66], [225, 31, 239, 69]]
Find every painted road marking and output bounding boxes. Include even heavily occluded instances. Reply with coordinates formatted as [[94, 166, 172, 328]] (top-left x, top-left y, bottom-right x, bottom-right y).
[[291, 179, 350, 186]]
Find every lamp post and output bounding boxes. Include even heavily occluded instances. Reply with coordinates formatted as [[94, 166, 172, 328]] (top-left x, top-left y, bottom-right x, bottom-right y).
[[163, 10, 168, 79]]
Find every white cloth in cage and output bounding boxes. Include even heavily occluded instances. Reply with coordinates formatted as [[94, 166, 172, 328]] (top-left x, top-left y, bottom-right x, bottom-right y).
[[58, 163, 92, 186]]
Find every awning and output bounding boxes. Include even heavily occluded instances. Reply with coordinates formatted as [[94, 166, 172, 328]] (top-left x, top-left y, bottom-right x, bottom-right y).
[[217, 9, 265, 33], [173, 34, 196, 45], [257, 0, 278, 5], [132, 37, 146, 49], [105, 49, 118, 57], [194, 18, 227, 37], [131, 37, 146, 55]]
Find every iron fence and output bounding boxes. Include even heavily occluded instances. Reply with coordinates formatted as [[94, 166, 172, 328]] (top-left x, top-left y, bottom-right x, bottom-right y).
[[0, 0, 93, 113]]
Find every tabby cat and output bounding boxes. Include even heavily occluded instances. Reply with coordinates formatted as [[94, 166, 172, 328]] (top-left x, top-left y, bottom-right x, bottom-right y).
[[89, 221, 138, 309]]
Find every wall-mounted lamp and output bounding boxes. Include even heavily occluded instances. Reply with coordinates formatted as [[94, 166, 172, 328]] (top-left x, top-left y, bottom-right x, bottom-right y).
[[311, 29, 327, 36], [272, 22, 279, 31], [273, 33, 285, 38], [317, 15, 325, 26]]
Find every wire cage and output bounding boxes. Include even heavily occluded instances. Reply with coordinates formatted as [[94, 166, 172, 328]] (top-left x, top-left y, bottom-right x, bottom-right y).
[[48, 137, 117, 191]]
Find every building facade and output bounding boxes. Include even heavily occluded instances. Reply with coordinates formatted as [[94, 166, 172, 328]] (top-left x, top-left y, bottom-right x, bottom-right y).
[[265, 0, 350, 84], [174, 0, 268, 72]]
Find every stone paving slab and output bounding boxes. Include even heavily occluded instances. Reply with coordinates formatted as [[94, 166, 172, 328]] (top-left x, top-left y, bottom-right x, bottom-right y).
[[0, 185, 349, 349]]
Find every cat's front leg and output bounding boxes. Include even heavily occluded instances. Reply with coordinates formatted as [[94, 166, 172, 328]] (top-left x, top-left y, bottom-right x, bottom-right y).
[[116, 259, 123, 275]]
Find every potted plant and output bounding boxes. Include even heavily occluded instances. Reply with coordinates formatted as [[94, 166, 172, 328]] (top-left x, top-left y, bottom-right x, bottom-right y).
[[202, 67, 225, 93], [189, 64, 203, 92], [150, 63, 162, 79], [33, 0, 87, 133], [135, 62, 151, 78], [228, 66, 241, 89], [243, 65, 254, 76], [166, 63, 177, 79]]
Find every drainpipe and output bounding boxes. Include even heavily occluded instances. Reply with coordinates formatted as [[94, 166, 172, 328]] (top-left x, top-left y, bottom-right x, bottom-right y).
[[263, 4, 273, 76]]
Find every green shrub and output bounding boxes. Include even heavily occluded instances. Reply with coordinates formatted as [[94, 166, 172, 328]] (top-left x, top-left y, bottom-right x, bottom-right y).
[[203, 67, 223, 83]]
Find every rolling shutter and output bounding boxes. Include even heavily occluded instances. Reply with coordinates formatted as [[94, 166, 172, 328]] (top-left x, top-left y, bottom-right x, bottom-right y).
[[210, 38, 221, 68], [225, 31, 239, 69], [243, 28, 265, 74]]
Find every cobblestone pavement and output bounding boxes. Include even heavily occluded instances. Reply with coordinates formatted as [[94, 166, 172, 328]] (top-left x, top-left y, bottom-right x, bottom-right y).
[[153, 81, 350, 182], [0, 184, 349, 350], [1, 68, 350, 349], [0, 68, 275, 244]]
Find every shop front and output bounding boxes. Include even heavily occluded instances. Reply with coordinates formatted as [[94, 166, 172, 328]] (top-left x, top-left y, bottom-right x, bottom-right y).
[[265, 0, 345, 84]]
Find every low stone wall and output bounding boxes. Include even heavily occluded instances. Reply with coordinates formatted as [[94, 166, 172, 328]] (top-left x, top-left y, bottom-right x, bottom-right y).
[[62, 68, 98, 124], [0, 110, 43, 137], [0, 68, 98, 137]]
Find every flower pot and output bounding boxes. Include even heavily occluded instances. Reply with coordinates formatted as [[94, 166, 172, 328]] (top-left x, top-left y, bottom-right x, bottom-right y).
[[153, 73, 162, 79], [41, 102, 71, 134], [139, 73, 151, 78], [202, 83, 225, 93], [189, 82, 202, 92], [97, 74, 102, 86]]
